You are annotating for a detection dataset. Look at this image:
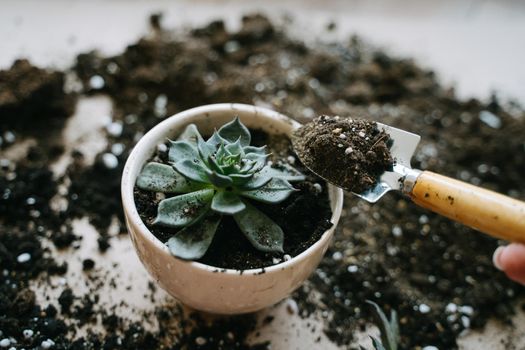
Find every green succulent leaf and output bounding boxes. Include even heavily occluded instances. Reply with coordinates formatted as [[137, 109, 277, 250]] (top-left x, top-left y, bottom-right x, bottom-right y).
[[153, 189, 214, 228], [241, 178, 296, 204], [259, 164, 305, 182], [244, 152, 268, 172], [244, 145, 267, 156], [211, 190, 246, 215], [370, 337, 387, 350], [205, 169, 233, 187], [206, 131, 225, 149], [173, 159, 209, 183], [207, 155, 225, 174], [136, 162, 201, 193], [198, 137, 216, 164], [233, 202, 284, 253], [166, 213, 221, 260], [218, 116, 251, 146], [366, 301, 399, 350], [177, 124, 203, 145], [241, 172, 273, 190], [169, 140, 200, 164], [225, 138, 244, 157], [229, 173, 254, 186]]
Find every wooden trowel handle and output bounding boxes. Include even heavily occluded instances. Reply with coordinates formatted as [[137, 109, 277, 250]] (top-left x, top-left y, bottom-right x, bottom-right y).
[[410, 171, 525, 243]]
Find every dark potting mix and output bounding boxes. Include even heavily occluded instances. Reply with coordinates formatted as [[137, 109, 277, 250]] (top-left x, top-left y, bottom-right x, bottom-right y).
[[292, 115, 394, 193], [1, 13, 525, 350]]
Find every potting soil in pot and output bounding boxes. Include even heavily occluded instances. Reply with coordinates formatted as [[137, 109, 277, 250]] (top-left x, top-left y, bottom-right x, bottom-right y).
[[1, 13, 524, 349]]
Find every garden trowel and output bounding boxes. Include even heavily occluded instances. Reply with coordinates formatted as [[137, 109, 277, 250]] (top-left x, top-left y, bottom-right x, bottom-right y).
[[294, 122, 525, 243]]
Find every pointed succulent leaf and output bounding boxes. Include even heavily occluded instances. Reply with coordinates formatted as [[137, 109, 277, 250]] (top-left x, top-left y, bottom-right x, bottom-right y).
[[211, 190, 246, 215], [241, 172, 273, 190], [218, 117, 251, 146], [370, 337, 387, 350], [177, 124, 203, 145], [239, 159, 257, 173], [198, 137, 216, 163], [206, 131, 226, 149], [166, 213, 221, 260], [366, 301, 399, 350], [259, 164, 306, 182], [136, 162, 201, 193], [225, 138, 244, 157], [229, 173, 254, 186], [244, 152, 268, 172], [233, 202, 284, 253], [168, 140, 200, 164], [153, 189, 214, 228], [244, 145, 267, 156], [205, 169, 233, 187], [173, 159, 209, 183], [207, 155, 225, 174], [241, 178, 296, 204]]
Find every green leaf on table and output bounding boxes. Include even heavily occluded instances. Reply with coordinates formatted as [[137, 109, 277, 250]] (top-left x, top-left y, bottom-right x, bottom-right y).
[[153, 189, 214, 228], [211, 190, 246, 215], [166, 213, 221, 260], [233, 202, 284, 253]]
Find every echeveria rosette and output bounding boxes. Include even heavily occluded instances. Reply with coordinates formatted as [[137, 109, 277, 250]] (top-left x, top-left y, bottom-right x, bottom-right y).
[[136, 117, 305, 260]]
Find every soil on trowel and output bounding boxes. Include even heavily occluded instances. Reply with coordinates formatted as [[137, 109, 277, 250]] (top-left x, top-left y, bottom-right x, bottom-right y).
[[293, 115, 393, 193]]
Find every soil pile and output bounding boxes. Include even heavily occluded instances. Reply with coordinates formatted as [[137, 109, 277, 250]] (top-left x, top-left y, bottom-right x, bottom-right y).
[[0, 13, 524, 350], [293, 115, 393, 193]]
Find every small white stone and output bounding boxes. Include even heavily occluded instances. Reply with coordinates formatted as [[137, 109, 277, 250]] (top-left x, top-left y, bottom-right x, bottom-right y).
[[347, 265, 358, 273], [272, 257, 281, 265], [332, 128, 342, 134], [445, 303, 457, 313], [41, 339, 55, 349], [419, 215, 429, 224], [286, 156, 295, 164], [4, 131, 15, 143], [419, 304, 431, 314], [195, 337, 207, 346], [392, 225, 403, 237], [106, 122, 123, 137], [89, 75, 105, 89], [286, 299, 299, 315], [312, 183, 322, 194], [461, 315, 471, 328], [17, 253, 31, 263], [422, 347, 439, 350], [332, 251, 343, 261], [224, 40, 240, 53], [102, 153, 118, 169], [338, 134, 347, 139], [26, 197, 36, 205], [157, 143, 168, 153], [358, 131, 366, 138], [337, 143, 344, 148], [479, 111, 501, 129], [0, 338, 10, 348], [23, 329, 34, 339], [459, 305, 474, 316], [111, 143, 125, 156], [283, 254, 292, 261], [344, 147, 353, 155]]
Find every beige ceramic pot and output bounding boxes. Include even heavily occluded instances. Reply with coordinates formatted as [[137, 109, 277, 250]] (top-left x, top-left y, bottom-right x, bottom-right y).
[[121, 103, 344, 314]]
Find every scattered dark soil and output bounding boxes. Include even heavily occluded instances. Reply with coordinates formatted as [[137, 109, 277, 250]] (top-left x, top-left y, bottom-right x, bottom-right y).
[[1, 12, 524, 350], [134, 130, 333, 270], [293, 115, 393, 193]]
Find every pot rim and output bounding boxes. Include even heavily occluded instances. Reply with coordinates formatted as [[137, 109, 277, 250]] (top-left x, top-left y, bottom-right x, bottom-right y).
[[121, 103, 344, 276]]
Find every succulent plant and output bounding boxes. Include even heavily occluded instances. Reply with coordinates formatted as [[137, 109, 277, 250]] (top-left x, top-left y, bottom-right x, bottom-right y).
[[361, 301, 400, 350], [136, 117, 305, 260]]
